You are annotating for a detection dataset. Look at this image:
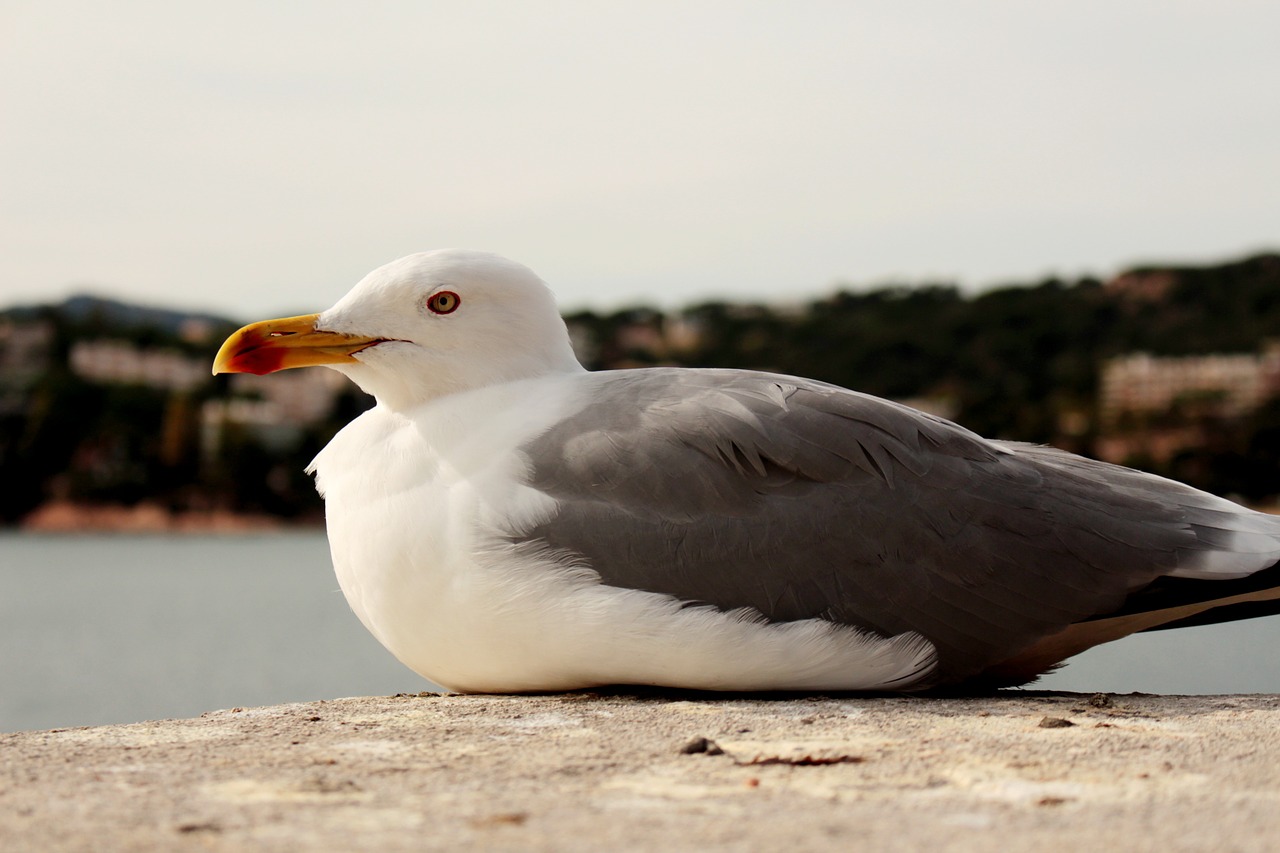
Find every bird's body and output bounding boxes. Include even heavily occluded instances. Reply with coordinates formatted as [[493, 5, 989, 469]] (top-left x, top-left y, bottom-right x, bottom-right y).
[[215, 250, 1280, 692], [310, 370, 940, 692]]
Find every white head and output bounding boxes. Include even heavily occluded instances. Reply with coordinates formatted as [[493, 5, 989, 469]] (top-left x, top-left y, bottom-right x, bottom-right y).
[[213, 250, 585, 412]]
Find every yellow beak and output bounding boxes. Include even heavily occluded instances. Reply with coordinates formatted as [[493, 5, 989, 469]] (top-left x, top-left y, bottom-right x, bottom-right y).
[[212, 313, 386, 376]]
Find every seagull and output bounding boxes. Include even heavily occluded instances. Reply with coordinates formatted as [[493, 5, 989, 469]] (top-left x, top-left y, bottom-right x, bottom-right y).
[[213, 250, 1280, 693]]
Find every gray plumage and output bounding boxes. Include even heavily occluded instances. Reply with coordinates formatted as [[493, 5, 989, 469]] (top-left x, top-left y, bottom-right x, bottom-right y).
[[519, 368, 1280, 687]]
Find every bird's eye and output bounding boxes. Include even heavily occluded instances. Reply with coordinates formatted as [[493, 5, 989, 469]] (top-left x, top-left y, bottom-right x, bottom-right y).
[[427, 291, 460, 315]]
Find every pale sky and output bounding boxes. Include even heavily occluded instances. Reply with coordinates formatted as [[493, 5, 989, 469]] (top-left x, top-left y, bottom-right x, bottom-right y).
[[2, 1, 1278, 319]]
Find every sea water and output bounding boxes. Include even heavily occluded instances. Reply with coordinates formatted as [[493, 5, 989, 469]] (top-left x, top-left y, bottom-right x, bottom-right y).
[[0, 532, 425, 733], [2, 532, 1279, 732]]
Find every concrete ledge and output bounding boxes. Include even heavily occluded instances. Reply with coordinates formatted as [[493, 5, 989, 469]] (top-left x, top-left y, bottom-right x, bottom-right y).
[[3, 692, 1279, 851]]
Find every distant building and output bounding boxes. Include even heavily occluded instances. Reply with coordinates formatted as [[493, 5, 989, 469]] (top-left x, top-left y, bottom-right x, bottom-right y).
[[662, 315, 705, 354], [63, 336, 355, 454], [200, 398, 304, 455], [0, 319, 54, 386], [1100, 348, 1280, 425], [226, 369, 351, 427], [200, 369, 353, 456], [1096, 345, 1280, 464], [69, 340, 209, 393]]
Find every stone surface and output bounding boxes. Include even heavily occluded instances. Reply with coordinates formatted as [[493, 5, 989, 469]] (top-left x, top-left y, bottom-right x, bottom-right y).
[[3, 691, 1279, 851]]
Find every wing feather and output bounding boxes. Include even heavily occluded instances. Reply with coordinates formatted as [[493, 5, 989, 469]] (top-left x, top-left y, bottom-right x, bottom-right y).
[[516, 368, 1280, 684]]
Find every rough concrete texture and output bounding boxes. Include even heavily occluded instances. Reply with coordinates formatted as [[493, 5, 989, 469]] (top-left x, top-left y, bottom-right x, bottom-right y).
[[2, 691, 1279, 852]]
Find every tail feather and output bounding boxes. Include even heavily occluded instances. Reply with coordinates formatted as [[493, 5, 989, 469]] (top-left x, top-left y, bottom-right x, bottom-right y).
[[979, 559, 1280, 687], [1101, 560, 1280, 622], [1171, 505, 1280, 579]]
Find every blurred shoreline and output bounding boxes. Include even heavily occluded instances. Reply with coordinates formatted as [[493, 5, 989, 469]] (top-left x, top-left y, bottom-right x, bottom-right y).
[[12, 497, 1276, 535], [14, 500, 322, 533]]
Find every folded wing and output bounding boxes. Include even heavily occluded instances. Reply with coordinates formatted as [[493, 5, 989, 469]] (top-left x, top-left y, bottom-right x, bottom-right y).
[[517, 368, 1280, 685]]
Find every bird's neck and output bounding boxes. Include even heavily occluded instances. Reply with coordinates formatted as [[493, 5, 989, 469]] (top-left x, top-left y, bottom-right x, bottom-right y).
[[335, 350, 587, 414]]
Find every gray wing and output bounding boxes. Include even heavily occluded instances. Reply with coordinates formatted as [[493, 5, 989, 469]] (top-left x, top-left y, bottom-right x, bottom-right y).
[[517, 367, 1260, 685]]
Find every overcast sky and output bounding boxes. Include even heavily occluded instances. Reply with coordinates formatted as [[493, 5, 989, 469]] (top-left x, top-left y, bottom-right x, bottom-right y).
[[2, 1, 1278, 319]]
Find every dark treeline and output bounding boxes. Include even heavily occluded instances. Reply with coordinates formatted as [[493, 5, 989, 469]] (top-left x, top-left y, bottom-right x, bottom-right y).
[[567, 253, 1280, 500], [2, 252, 1279, 524]]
